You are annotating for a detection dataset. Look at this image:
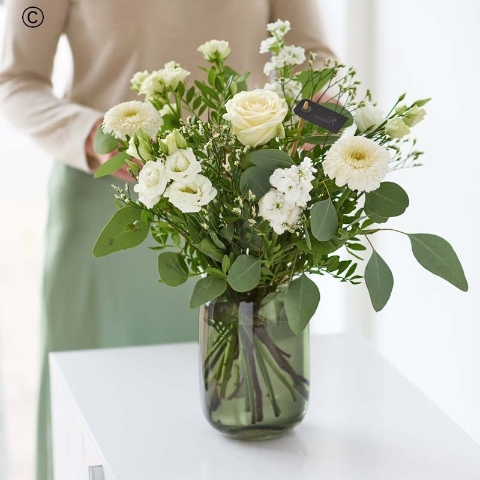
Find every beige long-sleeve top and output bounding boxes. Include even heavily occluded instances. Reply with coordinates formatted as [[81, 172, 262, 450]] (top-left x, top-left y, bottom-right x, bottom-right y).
[[0, 0, 335, 173]]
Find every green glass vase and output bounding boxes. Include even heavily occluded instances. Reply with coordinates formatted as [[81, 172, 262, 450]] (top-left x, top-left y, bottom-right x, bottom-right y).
[[199, 287, 310, 440]]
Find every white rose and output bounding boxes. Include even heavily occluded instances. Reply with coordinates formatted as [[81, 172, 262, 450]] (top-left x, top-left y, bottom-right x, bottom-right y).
[[385, 117, 411, 139], [158, 103, 177, 117], [198, 40, 231, 61], [159, 63, 190, 90], [165, 148, 202, 182], [165, 174, 217, 213], [139, 71, 165, 99], [403, 105, 427, 127], [133, 160, 168, 209], [223, 89, 288, 147], [131, 70, 149, 91], [355, 100, 384, 133]]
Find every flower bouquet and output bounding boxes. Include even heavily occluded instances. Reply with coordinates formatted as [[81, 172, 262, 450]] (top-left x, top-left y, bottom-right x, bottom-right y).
[[92, 20, 467, 439]]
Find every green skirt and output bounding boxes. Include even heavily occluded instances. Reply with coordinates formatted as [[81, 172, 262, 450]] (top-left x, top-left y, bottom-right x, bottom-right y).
[[37, 163, 197, 480]]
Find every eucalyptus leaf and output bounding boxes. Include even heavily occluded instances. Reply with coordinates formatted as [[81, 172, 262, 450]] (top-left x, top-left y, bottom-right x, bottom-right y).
[[364, 182, 409, 218], [227, 255, 261, 292], [296, 68, 335, 98], [240, 167, 272, 198], [296, 237, 345, 255], [365, 250, 394, 312], [157, 252, 189, 287], [249, 149, 294, 171], [408, 234, 468, 291], [93, 152, 130, 179], [94, 127, 118, 155], [285, 274, 320, 335], [189, 276, 227, 309], [193, 238, 225, 263], [93, 206, 150, 257], [311, 199, 338, 241]]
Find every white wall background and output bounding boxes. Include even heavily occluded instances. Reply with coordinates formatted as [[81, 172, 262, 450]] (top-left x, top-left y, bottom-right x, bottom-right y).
[[0, 1, 479, 479]]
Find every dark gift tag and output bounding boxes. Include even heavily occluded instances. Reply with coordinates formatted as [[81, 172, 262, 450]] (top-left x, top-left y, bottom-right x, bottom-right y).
[[294, 99, 349, 134]]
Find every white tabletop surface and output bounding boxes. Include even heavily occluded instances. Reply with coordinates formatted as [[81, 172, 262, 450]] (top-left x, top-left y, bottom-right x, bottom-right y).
[[50, 334, 480, 479]]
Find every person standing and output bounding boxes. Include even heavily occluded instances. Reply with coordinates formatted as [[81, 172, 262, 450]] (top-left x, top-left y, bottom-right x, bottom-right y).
[[0, 0, 335, 478]]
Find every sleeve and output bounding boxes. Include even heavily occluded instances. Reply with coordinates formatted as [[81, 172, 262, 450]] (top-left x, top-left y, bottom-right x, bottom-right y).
[[0, 0, 103, 172], [269, 0, 338, 67]]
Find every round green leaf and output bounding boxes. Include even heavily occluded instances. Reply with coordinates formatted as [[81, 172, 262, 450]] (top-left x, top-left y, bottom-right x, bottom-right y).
[[157, 252, 189, 287], [239, 167, 272, 198], [364, 182, 409, 219], [94, 152, 130, 179], [227, 255, 261, 292], [189, 276, 228, 309], [94, 126, 118, 155], [92, 206, 150, 258], [249, 149, 294, 171], [365, 249, 394, 312], [408, 234, 468, 291], [311, 199, 338, 241], [285, 274, 320, 335]]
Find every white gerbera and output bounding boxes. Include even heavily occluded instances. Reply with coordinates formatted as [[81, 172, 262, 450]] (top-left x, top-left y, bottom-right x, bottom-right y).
[[103, 101, 163, 140], [323, 136, 391, 192]]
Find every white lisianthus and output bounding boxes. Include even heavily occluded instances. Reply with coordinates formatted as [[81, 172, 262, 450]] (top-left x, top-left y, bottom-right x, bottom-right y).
[[269, 158, 316, 207], [264, 79, 302, 100], [385, 117, 411, 139], [165, 148, 202, 182], [223, 89, 288, 147], [126, 134, 154, 161], [161, 130, 188, 155], [198, 40, 231, 61], [133, 160, 168, 208], [403, 105, 427, 127], [103, 101, 163, 140], [258, 189, 301, 235], [323, 136, 391, 192], [165, 175, 217, 213], [130, 70, 149, 91], [355, 100, 384, 133], [266, 19, 291, 38]]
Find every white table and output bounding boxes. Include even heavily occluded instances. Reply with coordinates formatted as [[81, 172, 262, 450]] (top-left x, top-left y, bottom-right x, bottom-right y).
[[50, 334, 480, 479]]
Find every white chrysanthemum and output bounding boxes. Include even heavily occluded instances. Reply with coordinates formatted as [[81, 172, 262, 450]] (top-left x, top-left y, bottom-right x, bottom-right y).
[[165, 148, 201, 182], [165, 174, 217, 213], [266, 19, 291, 37], [133, 160, 168, 209], [103, 101, 163, 140], [323, 136, 391, 192], [258, 189, 301, 235]]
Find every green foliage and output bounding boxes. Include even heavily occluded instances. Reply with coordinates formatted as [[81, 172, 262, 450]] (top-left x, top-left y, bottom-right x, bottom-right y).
[[285, 274, 320, 335], [296, 68, 335, 98], [93, 206, 150, 257], [249, 149, 294, 170], [93, 152, 130, 179], [365, 249, 394, 312], [408, 234, 468, 291], [364, 182, 409, 219], [310, 199, 338, 241], [240, 167, 272, 198], [227, 255, 261, 292], [94, 127, 117, 154], [190, 276, 228, 308], [157, 252, 189, 286]]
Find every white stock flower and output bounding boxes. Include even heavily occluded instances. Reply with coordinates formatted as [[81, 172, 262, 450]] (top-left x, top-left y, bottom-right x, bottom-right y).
[[165, 148, 201, 182], [264, 79, 302, 99], [223, 89, 288, 147], [355, 101, 384, 133], [403, 105, 427, 127], [258, 189, 301, 235], [263, 46, 305, 75], [323, 136, 391, 192], [131, 70, 149, 91], [133, 160, 168, 208], [270, 158, 316, 207], [259, 37, 278, 54], [266, 19, 291, 38], [103, 101, 163, 140], [198, 40, 231, 61], [165, 175, 217, 213], [385, 117, 411, 139]]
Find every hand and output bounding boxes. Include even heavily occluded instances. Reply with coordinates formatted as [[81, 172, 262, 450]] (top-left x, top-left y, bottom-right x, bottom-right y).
[[85, 119, 135, 183]]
